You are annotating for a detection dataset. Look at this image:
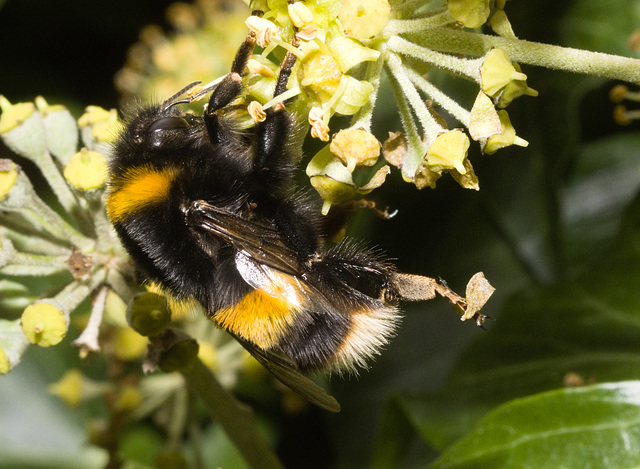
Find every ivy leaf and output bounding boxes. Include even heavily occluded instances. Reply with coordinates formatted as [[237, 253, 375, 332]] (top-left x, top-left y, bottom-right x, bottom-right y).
[[428, 381, 640, 469]]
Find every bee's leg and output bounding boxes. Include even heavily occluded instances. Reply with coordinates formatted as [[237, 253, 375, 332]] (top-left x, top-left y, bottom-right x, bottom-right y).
[[253, 51, 321, 256], [204, 32, 256, 141], [253, 50, 298, 170]]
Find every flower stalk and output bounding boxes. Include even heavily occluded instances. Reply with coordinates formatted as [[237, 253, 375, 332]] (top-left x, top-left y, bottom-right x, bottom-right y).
[[415, 27, 640, 85]]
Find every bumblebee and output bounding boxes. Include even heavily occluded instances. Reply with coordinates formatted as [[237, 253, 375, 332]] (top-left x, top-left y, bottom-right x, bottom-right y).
[[106, 31, 484, 412]]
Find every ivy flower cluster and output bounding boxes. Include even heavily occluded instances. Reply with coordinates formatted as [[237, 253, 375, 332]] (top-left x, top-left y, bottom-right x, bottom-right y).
[[231, 0, 536, 212], [226, 0, 638, 212]]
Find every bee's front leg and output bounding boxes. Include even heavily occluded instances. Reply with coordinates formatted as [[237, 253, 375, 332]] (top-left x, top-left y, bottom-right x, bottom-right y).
[[204, 32, 256, 141], [254, 50, 298, 171]]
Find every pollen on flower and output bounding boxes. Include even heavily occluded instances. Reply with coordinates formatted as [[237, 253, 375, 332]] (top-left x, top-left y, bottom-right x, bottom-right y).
[[311, 119, 330, 141], [288, 2, 314, 29], [309, 107, 330, 141], [298, 51, 343, 102], [248, 101, 267, 122], [245, 16, 278, 47], [297, 25, 320, 41]]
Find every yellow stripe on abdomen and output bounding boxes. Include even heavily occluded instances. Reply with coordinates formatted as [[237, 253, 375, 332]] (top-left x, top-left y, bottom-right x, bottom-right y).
[[106, 165, 180, 223], [214, 290, 299, 350]]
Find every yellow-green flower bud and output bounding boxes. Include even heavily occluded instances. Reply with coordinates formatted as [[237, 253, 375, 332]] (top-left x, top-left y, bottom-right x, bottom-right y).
[[0, 96, 36, 133], [48, 369, 84, 407], [288, 1, 315, 28], [247, 58, 276, 78], [330, 128, 380, 172], [113, 326, 148, 361], [450, 159, 479, 190], [425, 130, 470, 174], [0, 318, 30, 374], [469, 91, 501, 141], [0, 159, 18, 200], [63, 149, 109, 191], [0, 96, 47, 159], [21, 300, 69, 347], [495, 64, 538, 108], [480, 48, 527, 97], [158, 336, 199, 372], [310, 174, 359, 214], [307, 146, 390, 214], [78, 106, 121, 149], [489, 9, 515, 38], [484, 110, 529, 154], [448, 0, 490, 29], [338, 0, 390, 39], [48, 368, 112, 407], [327, 34, 380, 74], [334, 76, 374, 116], [127, 291, 171, 337]]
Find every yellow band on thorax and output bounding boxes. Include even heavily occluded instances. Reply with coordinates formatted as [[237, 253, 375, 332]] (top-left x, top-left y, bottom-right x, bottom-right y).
[[106, 165, 180, 223]]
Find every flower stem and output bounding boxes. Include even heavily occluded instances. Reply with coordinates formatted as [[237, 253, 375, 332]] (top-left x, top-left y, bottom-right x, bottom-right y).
[[419, 27, 640, 85], [385, 62, 427, 178], [386, 51, 443, 142], [385, 8, 455, 35], [387, 35, 482, 82], [181, 358, 284, 469], [405, 67, 471, 127]]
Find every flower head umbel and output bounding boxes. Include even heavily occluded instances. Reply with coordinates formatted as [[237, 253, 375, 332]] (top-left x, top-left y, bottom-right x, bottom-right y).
[[225, 0, 543, 205]]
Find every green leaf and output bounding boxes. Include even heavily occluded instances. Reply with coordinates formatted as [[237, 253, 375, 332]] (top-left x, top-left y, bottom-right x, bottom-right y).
[[427, 381, 640, 469]]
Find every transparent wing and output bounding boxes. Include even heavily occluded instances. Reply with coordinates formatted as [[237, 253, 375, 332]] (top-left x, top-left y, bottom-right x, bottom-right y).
[[186, 200, 302, 276]]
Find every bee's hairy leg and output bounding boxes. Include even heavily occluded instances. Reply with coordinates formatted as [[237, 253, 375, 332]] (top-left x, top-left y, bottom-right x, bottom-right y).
[[274, 50, 297, 102], [204, 32, 256, 140], [254, 50, 298, 170]]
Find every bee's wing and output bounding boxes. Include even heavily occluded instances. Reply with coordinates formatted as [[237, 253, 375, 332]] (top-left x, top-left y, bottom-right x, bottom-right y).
[[186, 200, 302, 276], [228, 330, 341, 413]]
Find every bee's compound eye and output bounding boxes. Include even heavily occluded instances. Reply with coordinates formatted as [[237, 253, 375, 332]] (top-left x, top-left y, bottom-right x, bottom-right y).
[[148, 116, 190, 133]]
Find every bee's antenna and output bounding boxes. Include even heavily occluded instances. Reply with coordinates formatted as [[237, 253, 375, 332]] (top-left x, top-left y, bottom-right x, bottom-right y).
[[160, 81, 202, 109]]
